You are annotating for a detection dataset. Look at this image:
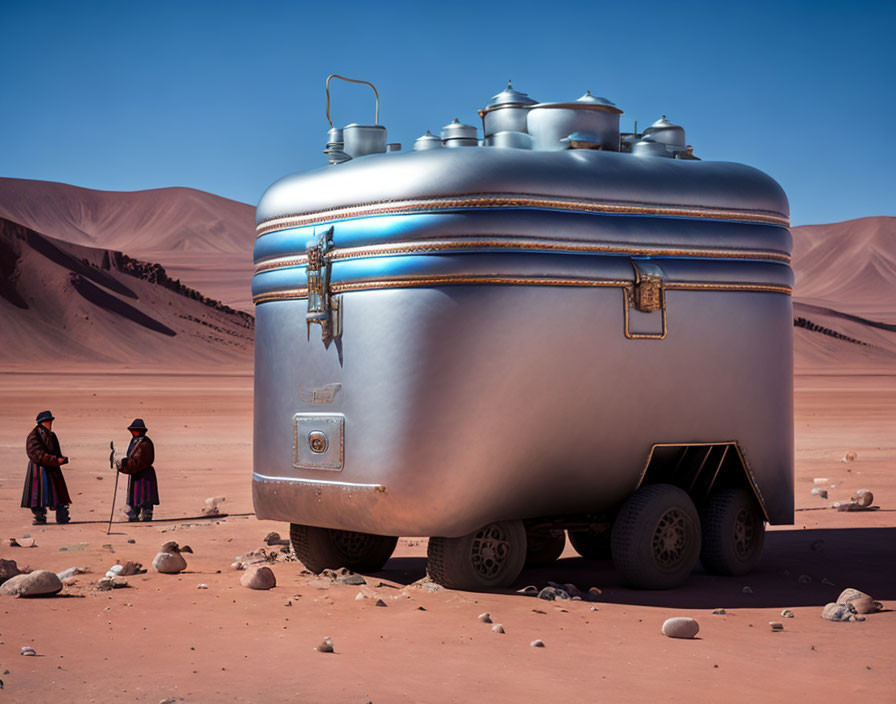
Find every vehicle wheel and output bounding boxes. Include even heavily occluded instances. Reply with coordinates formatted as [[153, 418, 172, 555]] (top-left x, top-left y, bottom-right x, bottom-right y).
[[611, 484, 701, 589], [700, 488, 766, 576], [525, 529, 566, 567], [568, 529, 612, 560], [427, 520, 527, 591], [289, 523, 398, 573]]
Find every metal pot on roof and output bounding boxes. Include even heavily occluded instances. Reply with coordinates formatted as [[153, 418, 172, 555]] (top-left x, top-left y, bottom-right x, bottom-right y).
[[343, 123, 388, 158], [632, 136, 671, 158], [488, 130, 534, 149], [527, 91, 622, 152], [480, 81, 538, 137], [413, 130, 443, 151], [441, 118, 478, 148], [643, 115, 686, 148]]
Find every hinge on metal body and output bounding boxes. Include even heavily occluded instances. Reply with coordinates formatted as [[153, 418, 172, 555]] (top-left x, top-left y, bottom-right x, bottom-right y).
[[305, 226, 342, 345], [623, 259, 667, 340]]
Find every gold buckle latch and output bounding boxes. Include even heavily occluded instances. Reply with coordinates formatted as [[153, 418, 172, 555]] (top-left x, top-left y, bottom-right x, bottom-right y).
[[624, 260, 667, 340]]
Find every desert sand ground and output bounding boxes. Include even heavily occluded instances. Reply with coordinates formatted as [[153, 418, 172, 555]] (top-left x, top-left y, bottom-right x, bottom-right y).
[[0, 371, 893, 703]]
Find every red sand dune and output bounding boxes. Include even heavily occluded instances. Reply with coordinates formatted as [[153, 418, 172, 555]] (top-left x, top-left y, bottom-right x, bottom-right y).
[[0, 177, 255, 311], [0, 217, 253, 370]]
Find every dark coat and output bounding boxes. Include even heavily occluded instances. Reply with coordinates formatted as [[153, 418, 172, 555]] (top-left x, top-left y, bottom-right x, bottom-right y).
[[121, 434, 159, 507], [21, 425, 71, 508]]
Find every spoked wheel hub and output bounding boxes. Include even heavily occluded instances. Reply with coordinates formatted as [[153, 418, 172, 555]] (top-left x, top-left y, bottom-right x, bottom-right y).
[[471, 524, 511, 578], [733, 507, 756, 559], [652, 508, 690, 569]]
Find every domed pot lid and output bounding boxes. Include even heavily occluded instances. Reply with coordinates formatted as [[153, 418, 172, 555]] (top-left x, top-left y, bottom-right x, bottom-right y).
[[441, 118, 477, 141], [531, 90, 622, 114], [485, 80, 538, 109]]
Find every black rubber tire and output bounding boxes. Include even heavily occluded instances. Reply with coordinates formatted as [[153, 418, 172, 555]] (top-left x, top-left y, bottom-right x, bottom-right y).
[[427, 520, 527, 591], [525, 529, 566, 567], [700, 488, 766, 576], [289, 523, 398, 573], [611, 484, 701, 590], [568, 529, 612, 560]]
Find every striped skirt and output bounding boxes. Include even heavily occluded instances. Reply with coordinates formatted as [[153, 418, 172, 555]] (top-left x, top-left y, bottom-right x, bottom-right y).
[[21, 462, 71, 509], [126, 466, 160, 507]]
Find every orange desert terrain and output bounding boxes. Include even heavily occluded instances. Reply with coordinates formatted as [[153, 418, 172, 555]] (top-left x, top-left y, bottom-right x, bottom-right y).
[[0, 180, 893, 702]]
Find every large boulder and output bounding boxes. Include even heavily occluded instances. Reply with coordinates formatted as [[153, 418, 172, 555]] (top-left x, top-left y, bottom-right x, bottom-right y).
[[153, 551, 187, 574], [0, 570, 63, 597], [837, 588, 882, 614]]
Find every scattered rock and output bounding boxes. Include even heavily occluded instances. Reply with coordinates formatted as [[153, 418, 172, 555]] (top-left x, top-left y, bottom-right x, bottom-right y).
[[810, 488, 828, 499], [712, 608, 726, 615], [530, 639, 545, 648], [588, 587, 602, 599], [812, 477, 829, 485], [851, 490, 873, 507], [537, 587, 570, 601], [562, 583, 582, 598], [532, 609, 546, 614], [316, 637, 334, 653], [742, 586, 753, 593], [202, 496, 225, 516], [231, 562, 244, 571], [153, 551, 187, 574], [662, 617, 700, 639], [781, 609, 794, 618], [821, 577, 835, 587], [127, 539, 136, 544], [798, 575, 811, 584], [180, 545, 194, 554], [264, 532, 290, 546], [1, 559, 20, 584], [491, 624, 505, 634], [21, 647, 36, 656], [0, 570, 63, 597], [516, 585, 538, 596], [197, 584, 208, 590], [478, 612, 492, 623], [106, 564, 125, 578], [56, 567, 86, 581], [837, 588, 882, 614], [341, 574, 367, 586], [374, 599, 388, 607], [240, 566, 276, 590], [842, 451, 857, 462], [589, 606, 598, 612], [410, 577, 443, 592], [355, 592, 366, 601], [769, 622, 784, 631], [96, 577, 128, 591], [822, 602, 857, 622]]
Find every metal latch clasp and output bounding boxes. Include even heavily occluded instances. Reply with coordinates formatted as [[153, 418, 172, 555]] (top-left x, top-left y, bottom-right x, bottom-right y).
[[305, 226, 342, 345], [623, 259, 667, 339]]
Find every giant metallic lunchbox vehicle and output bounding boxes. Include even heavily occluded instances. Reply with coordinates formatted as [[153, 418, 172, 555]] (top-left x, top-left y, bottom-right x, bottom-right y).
[[252, 76, 794, 590]]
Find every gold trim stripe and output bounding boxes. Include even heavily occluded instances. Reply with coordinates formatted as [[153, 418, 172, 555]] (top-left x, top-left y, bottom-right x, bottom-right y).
[[256, 194, 790, 236], [253, 236, 791, 274], [252, 275, 792, 304]]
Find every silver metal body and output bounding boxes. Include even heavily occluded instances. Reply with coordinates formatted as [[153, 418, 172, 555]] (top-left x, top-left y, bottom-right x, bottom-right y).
[[252, 126, 794, 539]]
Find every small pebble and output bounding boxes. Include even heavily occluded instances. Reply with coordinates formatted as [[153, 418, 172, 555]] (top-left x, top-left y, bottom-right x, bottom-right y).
[[798, 575, 811, 584], [589, 606, 598, 612], [742, 586, 753, 594], [478, 612, 492, 623], [316, 637, 334, 653], [21, 647, 36, 656], [196, 584, 208, 590], [127, 539, 136, 544], [781, 609, 794, 618], [712, 608, 726, 615], [284, 600, 293, 606], [530, 639, 545, 648], [491, 624, 505, 634], [810, 488, 828, 499], [821, 578, 835, 587], [769, 622, 784, 631], [374, 599, 388, 607]]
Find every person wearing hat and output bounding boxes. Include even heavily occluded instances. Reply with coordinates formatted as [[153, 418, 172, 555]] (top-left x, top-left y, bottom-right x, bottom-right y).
[[116, 418, 160, 522], [21, 410, 71, 525]]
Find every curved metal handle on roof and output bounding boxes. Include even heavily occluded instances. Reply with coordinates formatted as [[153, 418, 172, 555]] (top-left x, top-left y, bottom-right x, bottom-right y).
[[325, 75, 380, 127]]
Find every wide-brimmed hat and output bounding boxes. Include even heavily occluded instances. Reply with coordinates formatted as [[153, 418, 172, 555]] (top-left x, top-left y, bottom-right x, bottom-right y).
[[36, 410, 55, 424], [127, 418, 148, 431]]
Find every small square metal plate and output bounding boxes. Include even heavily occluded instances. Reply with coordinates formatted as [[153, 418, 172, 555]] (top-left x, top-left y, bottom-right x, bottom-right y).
[[294, 413, 344, 471]]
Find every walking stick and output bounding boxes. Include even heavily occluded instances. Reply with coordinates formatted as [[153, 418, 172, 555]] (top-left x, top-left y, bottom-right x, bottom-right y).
[[106, 441, 119, 535]]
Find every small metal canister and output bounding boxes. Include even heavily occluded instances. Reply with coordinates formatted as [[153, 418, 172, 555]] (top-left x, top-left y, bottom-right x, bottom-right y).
[[643, 116, 686, 148], [343, 124, 388, 158], [488, 130, 534, 149], [413, 130, 443, 151], [441, 118, 478, 148], [480, 81, 538, 137], [632, 137, 671, 158]]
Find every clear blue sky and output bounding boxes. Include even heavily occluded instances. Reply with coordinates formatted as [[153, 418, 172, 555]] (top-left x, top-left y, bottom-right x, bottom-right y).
[[1, 0, 893, 225]]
